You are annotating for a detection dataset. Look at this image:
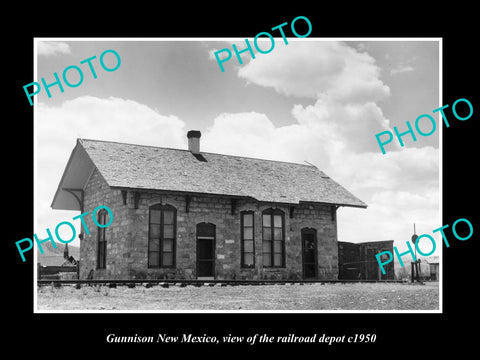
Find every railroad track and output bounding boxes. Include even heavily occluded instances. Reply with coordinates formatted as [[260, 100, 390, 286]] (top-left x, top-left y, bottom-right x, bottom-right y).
[[37, 279, 409, 287]]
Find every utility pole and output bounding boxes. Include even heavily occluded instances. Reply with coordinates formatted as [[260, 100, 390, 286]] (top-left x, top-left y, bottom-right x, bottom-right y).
[[411, 223, 422, 283]]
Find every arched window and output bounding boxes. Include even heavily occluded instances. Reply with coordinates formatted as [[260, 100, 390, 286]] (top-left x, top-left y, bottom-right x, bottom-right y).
[[241, 211, 255, 268], [96, 209, 107, 269], [262, 208, 285, 268], [301, 227, 318, 279], [148, 204, 176, 268]]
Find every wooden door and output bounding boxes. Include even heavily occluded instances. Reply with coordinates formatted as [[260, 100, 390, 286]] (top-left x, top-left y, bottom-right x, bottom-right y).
[[196, 223, 215, 279], [302, 228, 318, 279]]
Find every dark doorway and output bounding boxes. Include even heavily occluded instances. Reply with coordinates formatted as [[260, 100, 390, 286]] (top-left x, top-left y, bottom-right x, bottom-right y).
[[196, 222, 216, 279], [301, 228, 318, 279]]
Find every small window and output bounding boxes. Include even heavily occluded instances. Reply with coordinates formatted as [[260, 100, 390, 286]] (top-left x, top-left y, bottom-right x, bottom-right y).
[[241, 211, 255, 268], [148, 204, 177, 268], [262, 208, 285, 268], [97, 209, 107, 269]]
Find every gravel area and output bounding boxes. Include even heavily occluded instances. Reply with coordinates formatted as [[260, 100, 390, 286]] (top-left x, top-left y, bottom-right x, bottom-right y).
[[36, 281, 439, 311]]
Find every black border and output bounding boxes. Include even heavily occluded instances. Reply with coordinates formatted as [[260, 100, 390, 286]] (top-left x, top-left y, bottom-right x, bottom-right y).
[[7, 5, 478, 355]]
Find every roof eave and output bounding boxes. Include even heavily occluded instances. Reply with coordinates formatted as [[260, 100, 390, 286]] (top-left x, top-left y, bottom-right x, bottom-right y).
[[50, 139, 95, 210], [109, 186, 368, 208], [299, 200, 367, 209]]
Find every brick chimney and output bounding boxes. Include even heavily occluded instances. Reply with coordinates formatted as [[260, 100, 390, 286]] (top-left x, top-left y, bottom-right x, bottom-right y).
[[187, 130, 201, 154]]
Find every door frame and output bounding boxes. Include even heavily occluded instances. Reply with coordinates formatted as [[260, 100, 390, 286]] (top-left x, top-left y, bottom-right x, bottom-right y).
[[301, 227, 318, 280], [196, 222, 216, 280]]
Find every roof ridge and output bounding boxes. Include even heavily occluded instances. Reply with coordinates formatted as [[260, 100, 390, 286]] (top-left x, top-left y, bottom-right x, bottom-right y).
[[78, 138, 319, 169]]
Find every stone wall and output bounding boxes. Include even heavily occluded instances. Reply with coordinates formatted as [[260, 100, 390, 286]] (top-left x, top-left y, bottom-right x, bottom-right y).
[[79, 169, 339, 280], [79, 167, 127, 279]]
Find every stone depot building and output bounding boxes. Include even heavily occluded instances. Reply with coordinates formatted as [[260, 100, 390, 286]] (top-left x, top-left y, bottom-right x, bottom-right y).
[[51, 131, 367, 281]]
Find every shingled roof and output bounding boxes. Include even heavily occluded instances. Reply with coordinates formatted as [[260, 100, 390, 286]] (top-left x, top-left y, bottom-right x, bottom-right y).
[[51, 138, 367, 210]]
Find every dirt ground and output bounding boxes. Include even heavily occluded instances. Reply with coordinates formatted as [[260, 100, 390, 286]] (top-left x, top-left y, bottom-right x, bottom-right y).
[[36, 281, 439, 311]]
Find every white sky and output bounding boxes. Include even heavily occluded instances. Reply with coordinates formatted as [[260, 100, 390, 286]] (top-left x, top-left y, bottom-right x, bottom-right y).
[[34, 38, 441, 255]]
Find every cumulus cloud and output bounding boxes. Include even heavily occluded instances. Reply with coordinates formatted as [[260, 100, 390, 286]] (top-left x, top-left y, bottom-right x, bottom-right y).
[[332, 146, 439, 194], [291, 95, 395, 153], [37, 96, 186, 148], [202, 111, 321, 165], [237, 41, 391, 102], [390, 64, 415, 76], [37, 41, 71, 57]]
